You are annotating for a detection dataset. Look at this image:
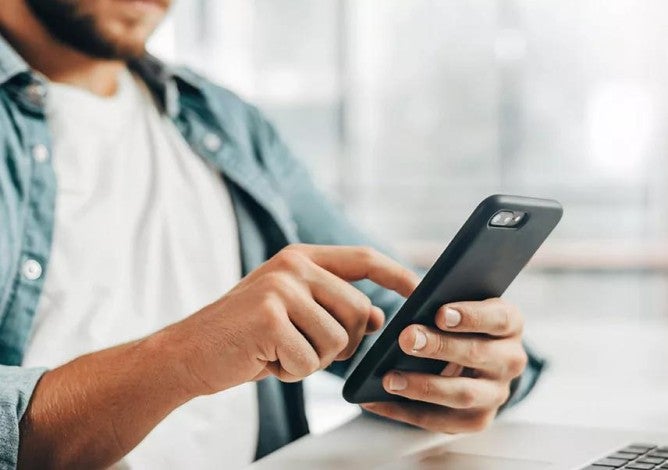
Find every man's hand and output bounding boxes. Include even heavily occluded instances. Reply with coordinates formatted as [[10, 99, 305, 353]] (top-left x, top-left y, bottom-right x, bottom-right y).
[[164, 244, 420, 396], [18, 244, 418, 469], [361, 298, 527, 433]]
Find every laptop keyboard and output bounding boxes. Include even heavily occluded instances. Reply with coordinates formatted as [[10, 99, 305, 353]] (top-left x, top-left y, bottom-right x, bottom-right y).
[[581, 444, 668, 469]]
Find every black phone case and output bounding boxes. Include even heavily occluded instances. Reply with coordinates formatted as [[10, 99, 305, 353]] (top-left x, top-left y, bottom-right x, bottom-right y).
[[342, 194, 563, 404]]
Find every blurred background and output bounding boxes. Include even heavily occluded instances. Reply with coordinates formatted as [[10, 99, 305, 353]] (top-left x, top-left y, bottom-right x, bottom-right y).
[[149, 0, 668, 433]]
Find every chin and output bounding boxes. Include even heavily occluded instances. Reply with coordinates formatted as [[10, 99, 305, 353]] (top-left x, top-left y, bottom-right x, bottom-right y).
[[97, 0, 168, 53], [98, 18, 163, 58], [25, 0, 168, 60]]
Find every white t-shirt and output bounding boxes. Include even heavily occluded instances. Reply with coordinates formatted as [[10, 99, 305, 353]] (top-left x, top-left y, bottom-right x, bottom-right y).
[[22, 69, 258, 469]]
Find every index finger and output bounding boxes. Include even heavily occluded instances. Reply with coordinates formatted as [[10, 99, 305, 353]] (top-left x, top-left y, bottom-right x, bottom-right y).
[[434, 298, 523, 337], [295, 244, 420, 298]]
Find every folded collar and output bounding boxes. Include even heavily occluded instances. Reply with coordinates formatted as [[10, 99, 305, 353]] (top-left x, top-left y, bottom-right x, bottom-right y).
[[0, 33, 201, 117]]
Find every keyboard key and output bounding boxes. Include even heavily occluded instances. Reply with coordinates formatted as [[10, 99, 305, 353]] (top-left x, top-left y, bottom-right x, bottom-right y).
[[608, 453, 636, 461], [622, 448, 649, 456], [638, 458, 666, 465], [623, 464, 657, 470], [595, 458, 633, 467], [584, 444, 668, 470], [630, 444, 657, 451]]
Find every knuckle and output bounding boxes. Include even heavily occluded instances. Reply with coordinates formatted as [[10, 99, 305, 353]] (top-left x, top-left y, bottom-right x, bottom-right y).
[[456, 386, 477, 408], [305, 356, 320, 375], [358, 246, 379, 264], [493, 299, 523, 335], [497, 386, 511, 406], [351, 314, 367, 334], [310, 350, 323, 371], [258, 296, 284, 328], [508, 349, 528, 377], [416, 376, 432, 400], [336, 346, 355, 361], [341, 295, 373, 336], [496, 307, 511, 335], [274, 247, 308, 273], [456, 387, 476, 408], [260, 271, 290, 291], [331, 328, 350, 354], [433, 333, 449, 357], [264, 313, 285, 334], [296, 353, 320, 377], [404, 269, 419, 285], [359, 294, 373, 312], [334, 352, 353, 363], [353, 295, 373, 325], [351, 290, 372, 311], [398, 271, 412, 287], [285, 243, 306, 252], [467, 307, 483, 330], [413, 410, 432, 430], [468, 413, 494, 432], [466, 340, 486, 365]]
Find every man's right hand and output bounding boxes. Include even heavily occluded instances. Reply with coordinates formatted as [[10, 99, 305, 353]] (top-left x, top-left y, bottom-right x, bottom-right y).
[[18, 243, 418, 469], [162, 244, 420, 396]]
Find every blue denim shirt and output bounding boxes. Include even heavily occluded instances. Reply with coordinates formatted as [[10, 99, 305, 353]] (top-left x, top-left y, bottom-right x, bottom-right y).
[[0, 34, 544, 468]]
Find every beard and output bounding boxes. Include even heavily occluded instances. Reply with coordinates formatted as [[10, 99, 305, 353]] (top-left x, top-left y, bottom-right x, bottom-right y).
[[25, 0, 160, 60]]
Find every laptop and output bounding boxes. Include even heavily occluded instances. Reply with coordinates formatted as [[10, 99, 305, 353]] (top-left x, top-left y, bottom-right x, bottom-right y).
[[386, 421, 668, 470], [248, 417, 668, 469]]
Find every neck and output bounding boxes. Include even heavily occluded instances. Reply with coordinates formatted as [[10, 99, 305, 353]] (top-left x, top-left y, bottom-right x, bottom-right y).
[[0, 0, 124, 96]]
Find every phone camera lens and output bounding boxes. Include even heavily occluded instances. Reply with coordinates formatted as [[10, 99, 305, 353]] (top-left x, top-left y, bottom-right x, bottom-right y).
[[490, 211, 525, 227]]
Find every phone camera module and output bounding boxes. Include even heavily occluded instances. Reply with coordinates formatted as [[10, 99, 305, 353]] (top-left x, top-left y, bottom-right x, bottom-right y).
[[490, 211, 525, 227]]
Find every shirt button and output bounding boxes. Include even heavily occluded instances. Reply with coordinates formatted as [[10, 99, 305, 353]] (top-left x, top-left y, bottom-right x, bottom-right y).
[[24, 82, 47, 107], [32, 144, 49, 162], [22, 259, 43, 281], [203, 132, 222, 152]]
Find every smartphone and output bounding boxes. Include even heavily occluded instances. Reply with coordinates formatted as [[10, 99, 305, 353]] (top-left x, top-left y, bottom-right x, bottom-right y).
[[342, 194, 563, 404]]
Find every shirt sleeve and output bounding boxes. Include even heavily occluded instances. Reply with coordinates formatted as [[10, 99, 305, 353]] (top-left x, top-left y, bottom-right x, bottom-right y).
[[500, 343, 546, 412], [0, 366, 47, 469], [248, 105, 544, 409]]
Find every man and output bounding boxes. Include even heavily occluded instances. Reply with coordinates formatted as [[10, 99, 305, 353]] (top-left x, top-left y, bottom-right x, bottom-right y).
[[0, 1, 542, 468]]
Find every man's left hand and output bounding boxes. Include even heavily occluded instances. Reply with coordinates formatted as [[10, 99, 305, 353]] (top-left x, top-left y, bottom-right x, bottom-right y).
[[361, 298, 527, 433]]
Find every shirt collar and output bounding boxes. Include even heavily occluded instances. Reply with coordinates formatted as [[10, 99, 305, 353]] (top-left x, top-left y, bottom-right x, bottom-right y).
[[0, 32, 202, 117], [0, 33, 31, 86], [128, 54, 204, 118]]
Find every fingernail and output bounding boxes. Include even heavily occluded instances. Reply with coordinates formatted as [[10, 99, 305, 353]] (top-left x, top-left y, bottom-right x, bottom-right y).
[[444, 307, 462, 327], [388, 373, 407, 391], [413, 328, 427, 351]]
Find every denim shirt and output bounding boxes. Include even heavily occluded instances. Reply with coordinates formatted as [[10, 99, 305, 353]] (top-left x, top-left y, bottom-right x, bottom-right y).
[[0, 35, 544, 468]]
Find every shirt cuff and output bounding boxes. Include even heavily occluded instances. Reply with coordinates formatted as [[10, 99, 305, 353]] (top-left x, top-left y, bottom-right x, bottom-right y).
[[499, 344, 546, 413], [0, 365, 48, 469]]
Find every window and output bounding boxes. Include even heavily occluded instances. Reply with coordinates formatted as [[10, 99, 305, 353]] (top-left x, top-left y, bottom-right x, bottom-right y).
[[149, 0, 668, 432]]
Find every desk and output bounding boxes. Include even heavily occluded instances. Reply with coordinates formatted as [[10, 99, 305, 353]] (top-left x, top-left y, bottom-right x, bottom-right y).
[[250, 316, 668, 468], [505, 317, 668, 430], [249, 414, 457, 469]]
